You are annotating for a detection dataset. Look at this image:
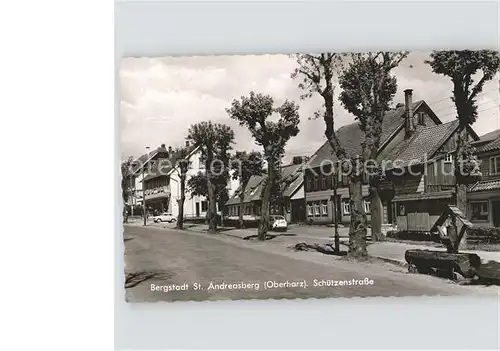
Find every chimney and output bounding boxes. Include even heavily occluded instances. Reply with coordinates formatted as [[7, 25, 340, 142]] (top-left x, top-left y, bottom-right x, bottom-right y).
[[185, 140, 190, 148], [168, 146, 172, 153], [404, 89, 415, 139], [160, 143, 166, 149]]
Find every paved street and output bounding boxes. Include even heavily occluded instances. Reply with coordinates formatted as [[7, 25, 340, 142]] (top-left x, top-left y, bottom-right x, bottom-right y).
[[123, 225, 498, 302]]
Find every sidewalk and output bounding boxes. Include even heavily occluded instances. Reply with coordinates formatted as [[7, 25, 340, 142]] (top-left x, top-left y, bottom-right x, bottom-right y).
[[368, 242, 500, 266], [214, 225, 500, 266]]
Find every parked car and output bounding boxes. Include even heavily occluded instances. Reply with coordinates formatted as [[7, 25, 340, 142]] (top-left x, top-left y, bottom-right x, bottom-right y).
[[270, 215, 287, 232], [153, 212, 176, 223]]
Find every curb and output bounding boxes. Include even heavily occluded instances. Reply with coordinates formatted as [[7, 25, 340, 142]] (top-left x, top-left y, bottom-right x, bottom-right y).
[[373, 255, 408, 268], [219, 232, 253, 240]]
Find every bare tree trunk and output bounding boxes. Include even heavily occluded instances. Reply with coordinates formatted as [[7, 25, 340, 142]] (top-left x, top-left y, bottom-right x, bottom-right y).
[[258, 165, 273, 240], [332, 174, 340, 253], [348, 161, 368, 257], [455, 129, 468, 251], [238, 182, 247, 229], [457, 184, 468, 250], [370, 183, 383, 241], [123, 205, 128, 223], [176, 174, 186, 229], [207, 179, 217, 234]]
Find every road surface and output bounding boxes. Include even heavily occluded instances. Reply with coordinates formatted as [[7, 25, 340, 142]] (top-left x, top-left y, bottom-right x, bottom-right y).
[[123, 225, 497, 302]]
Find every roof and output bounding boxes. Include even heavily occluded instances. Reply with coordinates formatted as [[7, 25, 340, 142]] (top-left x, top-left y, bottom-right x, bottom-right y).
[[431, 205, 473, 234], [225, 175, 265, 205], [283, 172, 303, 197], [393, 190, 454, 202], [478, 129, 500, 142], [473, 137, 500, 153], [307, 101, 423, 168], [469, 180, 500, 192], [386, 120, 460, 169], [225, 163, 304, 206], [141, 145, 198, 182], [130, 146, 170, 175]]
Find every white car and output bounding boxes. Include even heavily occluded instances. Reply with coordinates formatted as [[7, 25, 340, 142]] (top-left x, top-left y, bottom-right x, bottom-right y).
[[270, 215, 287, 232], [153, 212, 176, 223]]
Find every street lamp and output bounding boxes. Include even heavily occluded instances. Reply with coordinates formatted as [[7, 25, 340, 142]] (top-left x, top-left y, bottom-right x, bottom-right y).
[[143, 146, 150, 226]]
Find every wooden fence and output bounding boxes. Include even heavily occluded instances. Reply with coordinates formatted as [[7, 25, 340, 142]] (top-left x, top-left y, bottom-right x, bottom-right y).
[[397, 213, 440, 232]]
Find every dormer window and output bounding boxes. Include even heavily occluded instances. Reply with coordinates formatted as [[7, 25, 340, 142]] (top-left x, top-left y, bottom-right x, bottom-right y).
[[417, 112, 426, 126], [444, 153, 453, 164]]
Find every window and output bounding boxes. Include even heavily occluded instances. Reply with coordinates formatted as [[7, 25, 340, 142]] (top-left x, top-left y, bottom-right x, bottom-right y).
[[363, 199, 371, 213], [306, 177, 312, 191], [313, 176, 319, 191], [321, 175, 327, 190], [321, 201, 328, 216], [399, 204, 406, 216], [314, 202, 320, 216], [470, 201, 488, 221], [307, 202, 313, 216], [490, 156, 500, 175], [418, 112, 426, 126], [201, 201, 208, 212], [326, 174, 332, 189], [342, 200, 350, 215], [444, 153, 453, 164], [199, 155, 206, 170]]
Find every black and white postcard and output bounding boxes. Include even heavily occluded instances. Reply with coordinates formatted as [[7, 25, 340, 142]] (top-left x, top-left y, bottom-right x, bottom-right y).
[[121, 51, 500, 302]]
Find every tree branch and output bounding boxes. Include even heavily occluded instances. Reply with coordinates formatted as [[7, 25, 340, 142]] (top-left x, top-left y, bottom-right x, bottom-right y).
[[468, 73, 488, 102]]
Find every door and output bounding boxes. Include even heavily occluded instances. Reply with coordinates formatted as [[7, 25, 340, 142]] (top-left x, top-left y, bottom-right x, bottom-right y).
[[493, 201, 500, 227], [387, 199, 393, 224], [195, 202, 200, 218]]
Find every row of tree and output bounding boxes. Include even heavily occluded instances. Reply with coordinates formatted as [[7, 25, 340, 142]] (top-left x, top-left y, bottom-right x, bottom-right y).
[[120, 91, 300, 240], [291, 50, 499, 256], [175, 94, 301, 240], [122, 50, 499, 257]]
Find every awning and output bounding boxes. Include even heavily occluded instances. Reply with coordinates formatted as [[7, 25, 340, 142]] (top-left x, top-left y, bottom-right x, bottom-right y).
[[393, 190, 454, 203], [469, 180, 500, 192]]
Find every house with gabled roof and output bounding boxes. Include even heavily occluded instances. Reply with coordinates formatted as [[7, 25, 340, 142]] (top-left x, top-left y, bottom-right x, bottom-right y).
[[385, 118, 479, 232], [304, 89, 445, 225], [467, 131, 500, 228], [127, 141, 238, 219], [125, 144, 171, 212], [225, 157, 306, 223], [139, 141, 198, 216]]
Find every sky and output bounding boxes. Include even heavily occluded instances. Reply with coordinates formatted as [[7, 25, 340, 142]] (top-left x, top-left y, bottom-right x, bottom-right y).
[[120, 52, 500, 162]]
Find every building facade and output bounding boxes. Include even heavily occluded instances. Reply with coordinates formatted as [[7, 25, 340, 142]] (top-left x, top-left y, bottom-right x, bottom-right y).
[[467, 133, 500, 228], [225, 158, 306, 223], [387, 120, 478, 232], [304, 89, 445, 226], [140, 143, 222, 219], [126, 142, 238, 219]]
